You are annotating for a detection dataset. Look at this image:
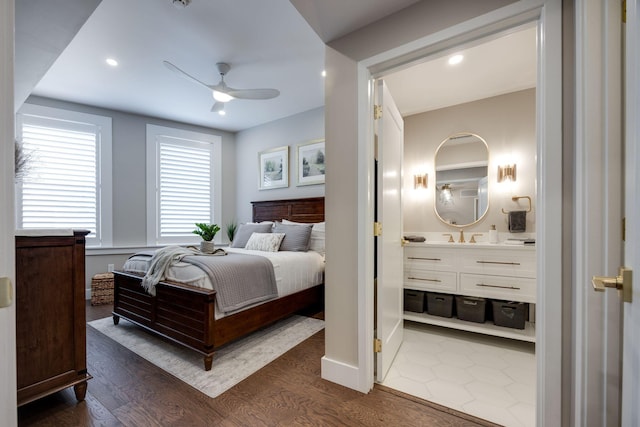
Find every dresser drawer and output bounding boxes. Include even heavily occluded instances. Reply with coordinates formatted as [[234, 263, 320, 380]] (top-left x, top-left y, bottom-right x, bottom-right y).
[[405, 270, 457, 293], [460, 273, 536, 303], [404, 247, 457, 271], [460, 249, 536, 278]]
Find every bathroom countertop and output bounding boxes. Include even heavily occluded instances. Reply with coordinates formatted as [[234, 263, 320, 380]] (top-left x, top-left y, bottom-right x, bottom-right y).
[[403, 241, 536, 250]]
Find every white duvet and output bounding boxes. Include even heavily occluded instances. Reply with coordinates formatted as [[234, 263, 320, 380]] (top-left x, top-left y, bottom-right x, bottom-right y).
[[122, 247, 325, 318]]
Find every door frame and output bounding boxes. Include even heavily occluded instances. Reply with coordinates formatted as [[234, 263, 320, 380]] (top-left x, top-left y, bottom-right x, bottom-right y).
[[354, 1, 563, 425], [623, 0, 640, 424], [0, 0, 17, 425]]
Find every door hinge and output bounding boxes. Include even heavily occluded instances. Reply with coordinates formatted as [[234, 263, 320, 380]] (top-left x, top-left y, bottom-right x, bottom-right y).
[[622, 217, 626, 241], [374, 338, 382, 353], [373, 222, 382, 236], [623, 0, 626, 23], [374, 104, 383, 119]]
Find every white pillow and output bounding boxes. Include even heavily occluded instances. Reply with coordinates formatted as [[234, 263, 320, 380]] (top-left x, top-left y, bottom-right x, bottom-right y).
[[282, 219, 325, 256], [244, 232, 285, 252]]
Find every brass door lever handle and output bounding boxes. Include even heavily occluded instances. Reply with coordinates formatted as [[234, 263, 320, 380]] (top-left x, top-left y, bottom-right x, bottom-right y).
[[592, 267, 632, 302]]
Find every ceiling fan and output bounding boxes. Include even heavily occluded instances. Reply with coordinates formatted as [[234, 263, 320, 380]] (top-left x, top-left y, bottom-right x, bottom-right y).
[[163, 60, 280, 114]]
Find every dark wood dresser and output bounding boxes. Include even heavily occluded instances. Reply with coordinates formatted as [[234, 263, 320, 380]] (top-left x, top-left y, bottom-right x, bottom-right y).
[[16, 230, 91, 406]]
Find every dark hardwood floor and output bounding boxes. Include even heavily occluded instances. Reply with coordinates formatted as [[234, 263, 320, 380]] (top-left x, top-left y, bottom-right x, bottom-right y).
[[17, 302, 497, 426]]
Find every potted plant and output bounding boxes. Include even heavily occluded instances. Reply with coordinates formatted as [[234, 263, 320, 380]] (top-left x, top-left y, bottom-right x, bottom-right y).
[[192, 223, 220, 253], [226, 221, 237, 244]]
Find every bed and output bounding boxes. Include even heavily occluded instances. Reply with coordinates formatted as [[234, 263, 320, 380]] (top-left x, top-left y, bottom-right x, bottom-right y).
[[111, 197, 324, 371]]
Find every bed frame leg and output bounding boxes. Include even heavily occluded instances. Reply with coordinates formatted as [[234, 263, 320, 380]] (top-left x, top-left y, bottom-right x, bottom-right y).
[[113, 314, 120, 325], [204, 354, 213, 371]]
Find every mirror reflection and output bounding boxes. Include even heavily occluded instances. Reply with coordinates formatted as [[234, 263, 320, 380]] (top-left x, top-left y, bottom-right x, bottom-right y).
[[434, 133, 489, 227]]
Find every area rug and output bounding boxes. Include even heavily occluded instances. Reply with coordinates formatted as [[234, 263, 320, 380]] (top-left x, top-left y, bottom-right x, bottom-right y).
[[88, 315, 324, 398]]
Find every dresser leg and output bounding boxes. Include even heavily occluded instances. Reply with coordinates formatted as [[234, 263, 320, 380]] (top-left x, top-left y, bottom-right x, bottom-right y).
[[74, 381, 88, 402], [204, 354, 213, 371], [113, 314, 120, 325]]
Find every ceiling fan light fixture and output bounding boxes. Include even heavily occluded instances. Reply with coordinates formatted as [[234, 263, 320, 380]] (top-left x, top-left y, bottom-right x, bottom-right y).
[[213, 90, 234, 103]]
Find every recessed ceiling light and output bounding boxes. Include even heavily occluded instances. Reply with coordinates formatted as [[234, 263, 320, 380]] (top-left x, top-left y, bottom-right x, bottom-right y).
[[321, 70, 327, 77], [106, 58, 118, 67], [448, 54, 464, 65]]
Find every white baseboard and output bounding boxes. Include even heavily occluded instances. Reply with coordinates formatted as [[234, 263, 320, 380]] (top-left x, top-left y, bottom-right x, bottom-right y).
[[321, 356, 369, 393]]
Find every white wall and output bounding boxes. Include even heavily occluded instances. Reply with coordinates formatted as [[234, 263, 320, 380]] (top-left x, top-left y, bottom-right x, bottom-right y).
[[322, 0, 528, 388], [234, 107, 324, 223], [403, 88, 536, 237]]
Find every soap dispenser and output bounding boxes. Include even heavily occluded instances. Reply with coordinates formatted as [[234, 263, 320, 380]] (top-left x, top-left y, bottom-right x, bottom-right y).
[[489, 225, 498, 244]]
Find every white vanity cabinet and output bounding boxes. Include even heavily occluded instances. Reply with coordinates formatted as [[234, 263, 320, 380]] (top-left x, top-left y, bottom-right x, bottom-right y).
[[403, 243, 536, 342]]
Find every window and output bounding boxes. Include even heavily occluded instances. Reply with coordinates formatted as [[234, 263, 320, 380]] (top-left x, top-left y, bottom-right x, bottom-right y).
[[146, 124, 222, 246], [15, 104, 113, 247]]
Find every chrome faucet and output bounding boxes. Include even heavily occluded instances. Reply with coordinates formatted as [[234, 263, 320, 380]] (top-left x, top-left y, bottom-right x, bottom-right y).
[[458, 230, 465, 243]]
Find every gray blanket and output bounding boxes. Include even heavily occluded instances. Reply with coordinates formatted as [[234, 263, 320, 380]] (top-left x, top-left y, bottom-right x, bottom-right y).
[[183, 252, 278, 313], [133, 247, 278, 313]]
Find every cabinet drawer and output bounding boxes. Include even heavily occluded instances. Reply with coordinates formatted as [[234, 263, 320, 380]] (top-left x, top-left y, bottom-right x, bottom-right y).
[[405, 270, 457, 292], [404, 248, 456, 271], [460, 249, 536, 278], [460, 273, 536, 303]]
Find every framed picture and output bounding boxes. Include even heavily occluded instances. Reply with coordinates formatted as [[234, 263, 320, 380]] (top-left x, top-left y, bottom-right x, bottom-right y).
[[258, 146, 289, 190], [296, 139, 325, 186]]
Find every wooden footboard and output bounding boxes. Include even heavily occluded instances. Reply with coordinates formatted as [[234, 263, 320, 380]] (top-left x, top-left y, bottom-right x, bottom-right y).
[[112, 271, 323, 371], [113, 271, 217, 369]]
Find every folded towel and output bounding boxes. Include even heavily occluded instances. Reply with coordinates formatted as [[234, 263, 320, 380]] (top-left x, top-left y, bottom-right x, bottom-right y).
[[508, 210, 527, 233]]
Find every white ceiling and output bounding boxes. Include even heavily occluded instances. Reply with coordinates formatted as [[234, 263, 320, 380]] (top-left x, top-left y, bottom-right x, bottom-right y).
[[384, 25, 537, 117], [28, 0, 536, 133]]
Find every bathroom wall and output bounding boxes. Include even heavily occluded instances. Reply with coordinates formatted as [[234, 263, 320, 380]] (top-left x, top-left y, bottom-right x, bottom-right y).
[[403, 88, 536, 239]]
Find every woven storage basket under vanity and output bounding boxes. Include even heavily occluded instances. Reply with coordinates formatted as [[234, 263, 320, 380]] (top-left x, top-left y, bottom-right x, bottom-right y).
[[91, 272, 114, 305]]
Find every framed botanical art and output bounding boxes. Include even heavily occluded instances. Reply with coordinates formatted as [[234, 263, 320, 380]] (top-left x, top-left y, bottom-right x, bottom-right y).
[[258, 146, 289, 190], [296, 139, 325, 186]]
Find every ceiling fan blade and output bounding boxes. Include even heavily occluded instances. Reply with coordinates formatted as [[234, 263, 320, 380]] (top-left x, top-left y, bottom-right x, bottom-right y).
[[225, 88, 280, 100], [163, 60, 211, 91], [210, 102, 224, 112]]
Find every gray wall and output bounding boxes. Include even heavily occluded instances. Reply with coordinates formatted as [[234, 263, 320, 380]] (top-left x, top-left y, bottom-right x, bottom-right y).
[[24, 95, 237, 292], [403, 88, 536, 236], [234, 106, 325, 223], [23, 97, 323, 296]]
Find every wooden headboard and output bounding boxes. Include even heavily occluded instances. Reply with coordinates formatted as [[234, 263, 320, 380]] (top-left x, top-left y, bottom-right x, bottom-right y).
[[252, 197, 324, 223]]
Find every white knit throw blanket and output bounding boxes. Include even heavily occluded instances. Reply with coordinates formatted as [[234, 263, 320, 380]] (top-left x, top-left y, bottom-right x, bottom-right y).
[[141, 245, 197, 296]]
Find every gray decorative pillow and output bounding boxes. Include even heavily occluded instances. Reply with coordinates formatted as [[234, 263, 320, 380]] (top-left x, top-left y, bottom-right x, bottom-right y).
[[273, 222, 313, 252], [230, 223, 273, 248]]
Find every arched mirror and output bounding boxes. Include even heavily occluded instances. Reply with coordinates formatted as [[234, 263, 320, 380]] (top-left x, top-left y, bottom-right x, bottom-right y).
[[434, 132, 489, 227]]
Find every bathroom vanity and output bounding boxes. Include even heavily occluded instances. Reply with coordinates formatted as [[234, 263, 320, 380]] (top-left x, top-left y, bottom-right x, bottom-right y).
[[403, 242, 536, 342]]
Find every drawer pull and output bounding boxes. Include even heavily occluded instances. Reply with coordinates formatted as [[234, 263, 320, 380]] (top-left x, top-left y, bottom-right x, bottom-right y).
[[476, 260, 521, 266], [408, 276, 442, 283], [408, 257, 442, 261], [476, 283, 521, 290]]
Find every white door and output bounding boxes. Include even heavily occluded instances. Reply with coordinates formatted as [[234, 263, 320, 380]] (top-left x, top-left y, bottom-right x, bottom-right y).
[[575, 0, 638, 424], [622, 0, 640, 423], [375, 79, 404, 382], [0, 0, 17, 425]]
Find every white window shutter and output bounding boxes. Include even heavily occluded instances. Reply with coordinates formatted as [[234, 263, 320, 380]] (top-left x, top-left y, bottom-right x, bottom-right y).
[[18, 119, 99, 242], [158, 139, 213, 239]]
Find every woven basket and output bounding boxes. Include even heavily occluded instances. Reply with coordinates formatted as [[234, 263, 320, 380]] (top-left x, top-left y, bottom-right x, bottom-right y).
[[91, 272, 114, 305]]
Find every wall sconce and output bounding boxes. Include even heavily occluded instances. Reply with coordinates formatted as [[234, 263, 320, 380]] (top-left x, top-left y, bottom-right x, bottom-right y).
[[498, 164, 517, 182], [413, 173, 428, 189]]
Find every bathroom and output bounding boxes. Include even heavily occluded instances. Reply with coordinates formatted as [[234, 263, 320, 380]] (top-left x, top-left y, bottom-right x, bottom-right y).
[[380, 25, 538, 427]]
